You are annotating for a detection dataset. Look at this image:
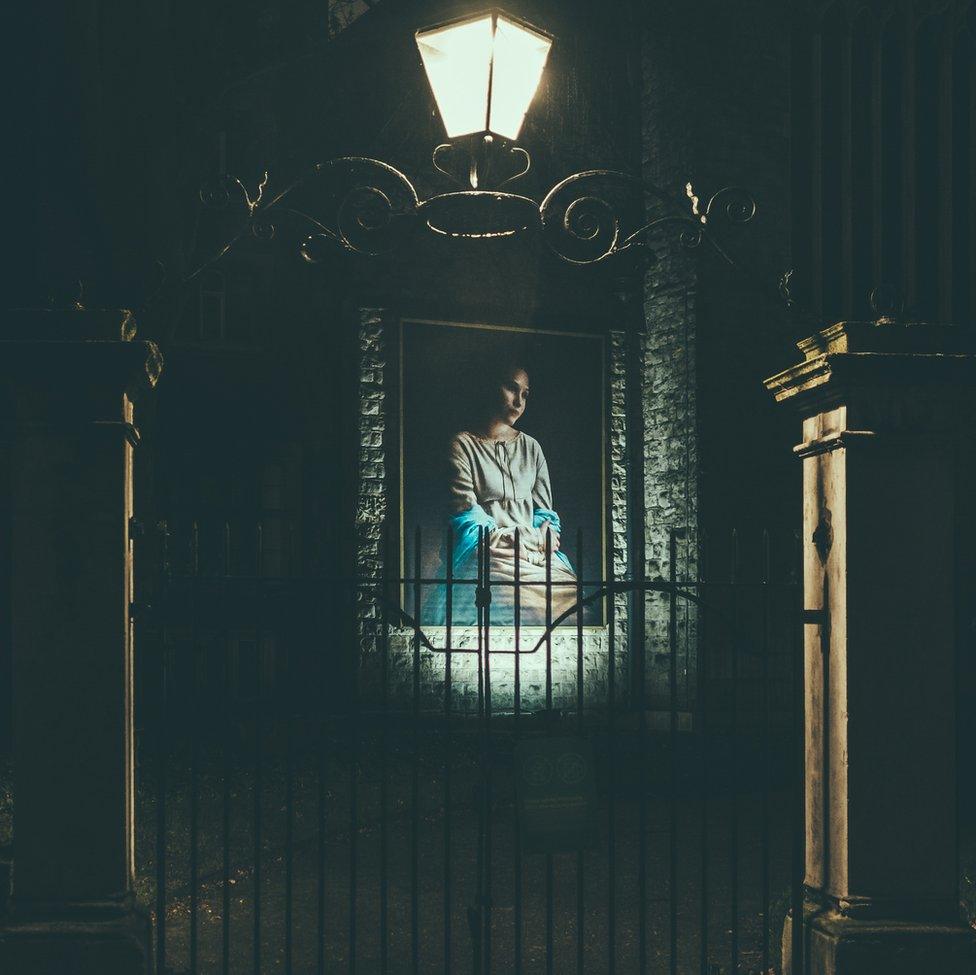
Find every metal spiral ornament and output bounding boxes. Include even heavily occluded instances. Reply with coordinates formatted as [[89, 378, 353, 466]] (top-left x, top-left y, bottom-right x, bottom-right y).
[[703, 185, 757, 226], [540, 171, 633, 265], [618, 183, 759, 267], [185, 149, 760, 272], [617, 215, 704, 257], [335, 185, 398, 253], [308, 157, 420, 258]]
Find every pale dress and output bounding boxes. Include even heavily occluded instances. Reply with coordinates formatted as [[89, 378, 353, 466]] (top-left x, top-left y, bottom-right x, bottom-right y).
[[449, 431, 578, 622]]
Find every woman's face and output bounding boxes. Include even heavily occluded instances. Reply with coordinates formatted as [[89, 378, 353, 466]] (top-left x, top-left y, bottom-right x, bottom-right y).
[[495, 368, 530, 426]]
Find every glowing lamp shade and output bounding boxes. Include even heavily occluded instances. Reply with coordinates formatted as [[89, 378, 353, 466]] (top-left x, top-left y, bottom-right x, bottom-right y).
[[416, 12, 553, 141]]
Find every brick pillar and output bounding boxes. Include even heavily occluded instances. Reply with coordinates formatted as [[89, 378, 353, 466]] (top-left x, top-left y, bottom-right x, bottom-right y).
[[764, 321, 976, 974], [0, 309, 162, 975]]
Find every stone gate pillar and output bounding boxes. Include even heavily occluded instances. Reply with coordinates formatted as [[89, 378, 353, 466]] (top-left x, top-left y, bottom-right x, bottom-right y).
[[764, 321, 976, 974], [0, 309, 162, 974]]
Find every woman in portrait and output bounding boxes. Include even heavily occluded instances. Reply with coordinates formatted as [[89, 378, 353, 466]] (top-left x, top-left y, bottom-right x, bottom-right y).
[[426, 361, 579, 626]]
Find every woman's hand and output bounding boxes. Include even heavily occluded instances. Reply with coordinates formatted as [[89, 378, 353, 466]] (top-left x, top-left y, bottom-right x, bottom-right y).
[[491, 525, 560, 553]]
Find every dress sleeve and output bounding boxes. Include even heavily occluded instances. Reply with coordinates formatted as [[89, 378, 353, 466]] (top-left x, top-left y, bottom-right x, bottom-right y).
[[531, 442, 554, 511], [448, 436, 478, 513]]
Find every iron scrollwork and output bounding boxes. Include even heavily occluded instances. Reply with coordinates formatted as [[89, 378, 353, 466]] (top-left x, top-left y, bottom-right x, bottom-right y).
[[540, 173, 758, 266], [190, 142, 759, 273], [195, 157, 420, 269]]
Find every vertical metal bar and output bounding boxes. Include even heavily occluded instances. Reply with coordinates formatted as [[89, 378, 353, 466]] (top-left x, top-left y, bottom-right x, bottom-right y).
[[317, 612, 328, 975], [544, 528, 554, 975], [545, 527, 553, 715], [221, 636, 232, 975], [443, 527, 454, 975], [316, 520, 331, 975], [623, 261, 649, 975], [607, 524, 616, 975], [576, 528, 585, 975], [473, 527, 485, 975], [411, 526, 422, 975], [729, 529, 739, 975], [190, 525, 200, 975], [222, 523, 231, 975], [821, 576, 832, 899], [513, 529, 523, 975], [761, 530, 772, 974], [790, 529, 805, 975], [156, 622, 168, 974], [190, 645, 200, 975], [350, 577, 360, 975], [698, 529, 709, 975], [483, 526, 494, 975], [221, 522, 233, 975], [668, 530, 679, 975], [381, 531, 391, 975], [285, 650, 294, 974], [638, 518, 649, 975], [253, 523, 263, 975]]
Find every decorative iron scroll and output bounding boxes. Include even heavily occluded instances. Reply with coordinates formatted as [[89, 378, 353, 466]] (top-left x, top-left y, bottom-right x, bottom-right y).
[[190, 149, 758, 273], [539, 170, 628, 265], [195, 158, 420, 269]]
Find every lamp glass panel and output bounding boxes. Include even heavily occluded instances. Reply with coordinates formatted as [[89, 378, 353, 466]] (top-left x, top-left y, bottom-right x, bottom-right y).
[[416, 16, 493, 138], [488, 16, 552, 140]]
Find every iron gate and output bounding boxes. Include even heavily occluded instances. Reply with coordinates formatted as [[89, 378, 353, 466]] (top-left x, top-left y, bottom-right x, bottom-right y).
[[135, 523, 804, 975]]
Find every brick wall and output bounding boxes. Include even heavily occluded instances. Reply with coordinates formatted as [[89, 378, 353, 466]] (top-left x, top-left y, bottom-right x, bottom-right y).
[[639, 0, 794, 709]]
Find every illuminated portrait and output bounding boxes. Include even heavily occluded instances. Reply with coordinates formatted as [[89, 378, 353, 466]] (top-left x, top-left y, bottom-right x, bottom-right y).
[[400, 319, 605, 627]]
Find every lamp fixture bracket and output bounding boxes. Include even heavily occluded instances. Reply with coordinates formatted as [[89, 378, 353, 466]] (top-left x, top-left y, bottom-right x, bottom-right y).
[[191, 155, 758, 271]]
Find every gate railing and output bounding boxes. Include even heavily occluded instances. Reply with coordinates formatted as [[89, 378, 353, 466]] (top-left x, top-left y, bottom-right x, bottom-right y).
[[135, 523, 805, 975]]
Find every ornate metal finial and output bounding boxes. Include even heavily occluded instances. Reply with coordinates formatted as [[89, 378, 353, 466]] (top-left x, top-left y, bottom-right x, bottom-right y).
[[869, 284, 904, 325], [779, 268, 795, 307]]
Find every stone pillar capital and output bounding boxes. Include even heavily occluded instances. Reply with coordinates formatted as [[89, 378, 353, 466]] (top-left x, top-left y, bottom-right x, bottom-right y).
[[764, 321, 976, 441], [0, 308, 163, 426], [764, 322, 976, 432]]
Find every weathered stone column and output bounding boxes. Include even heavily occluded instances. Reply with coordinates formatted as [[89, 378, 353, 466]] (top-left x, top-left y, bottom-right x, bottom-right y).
[[764, 321, 976, 974], [0, 309, 162, 974]]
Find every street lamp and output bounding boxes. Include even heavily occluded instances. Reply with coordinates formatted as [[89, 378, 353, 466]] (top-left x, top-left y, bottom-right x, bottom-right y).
[[415, 11, 553, 195], [416, 11, 553, 142], [195, 12, 755, 266]]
